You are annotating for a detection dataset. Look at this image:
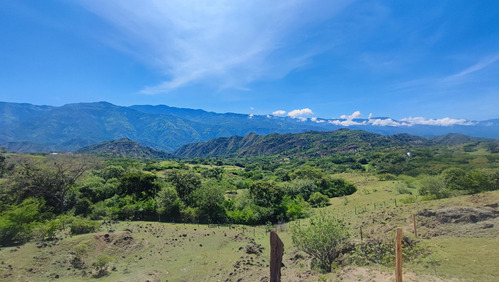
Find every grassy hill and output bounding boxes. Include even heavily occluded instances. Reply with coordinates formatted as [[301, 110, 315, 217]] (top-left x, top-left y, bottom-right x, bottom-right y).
[[0, 177, 496, 281]]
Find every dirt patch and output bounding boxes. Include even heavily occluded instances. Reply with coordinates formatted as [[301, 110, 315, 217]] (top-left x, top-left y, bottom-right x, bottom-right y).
[[94, 231, 144, 254], [418, 206, 498, 224], [335, 267, 455, 282], [417, 205, 499, 238]]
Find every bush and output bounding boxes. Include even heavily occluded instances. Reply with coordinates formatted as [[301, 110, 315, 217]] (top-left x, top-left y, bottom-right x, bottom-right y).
[[291, 212, 350, 272], [418, 175, 448, 199], [396, 183, 412, 195], [69, 217, 100, 235], [93, 254, 112, 277], [308, 192, 330, 207], [347, 237, 425, 266], [0, 198, 48, 245]]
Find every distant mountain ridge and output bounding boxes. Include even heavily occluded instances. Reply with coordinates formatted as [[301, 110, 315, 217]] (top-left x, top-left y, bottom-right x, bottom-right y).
[[0, 101, 497, 153]]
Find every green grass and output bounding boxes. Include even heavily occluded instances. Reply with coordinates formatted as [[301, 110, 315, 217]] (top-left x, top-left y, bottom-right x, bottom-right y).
[[0, 173, 497, 281]]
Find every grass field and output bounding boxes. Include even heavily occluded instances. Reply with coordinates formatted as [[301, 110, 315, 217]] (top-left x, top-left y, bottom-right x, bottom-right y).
[[0, 173, 497, 281]]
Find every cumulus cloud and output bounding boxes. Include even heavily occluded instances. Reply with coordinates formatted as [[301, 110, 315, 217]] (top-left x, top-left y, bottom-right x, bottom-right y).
[[287, 108, 314, 118], [79, 1, 348, 93], [330, 111, 476, 127], [368, 118, 403, 127], [400, 117, 476, 126], [340, 111, 362, 120], [330, 110, 366, 126], [272, 110, 287, 116]]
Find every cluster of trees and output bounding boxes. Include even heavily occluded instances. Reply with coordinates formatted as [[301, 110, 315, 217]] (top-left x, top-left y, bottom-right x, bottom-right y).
[[0, 153, 357, 245], [416, 167, 498, 199]]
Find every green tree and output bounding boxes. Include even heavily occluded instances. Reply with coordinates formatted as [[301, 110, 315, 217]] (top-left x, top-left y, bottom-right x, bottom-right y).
[[282, 179, 317, 200], [466, 170, 497, 194], [0, 198, 48, 245], [118, 171, 159, 200], [156, 184, 184, 221], [192, 180, 226, 223], [165, 169, 201, 204], [418, 175, 448, 199], [10, 155, 92, 213], [442, 167, 467, 191], [292, 212, 350, 272], [308, 192, 330, 207]]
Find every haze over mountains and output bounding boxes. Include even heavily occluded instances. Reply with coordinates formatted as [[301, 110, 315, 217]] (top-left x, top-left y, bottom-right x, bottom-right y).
[[0, 101, 498, 153]]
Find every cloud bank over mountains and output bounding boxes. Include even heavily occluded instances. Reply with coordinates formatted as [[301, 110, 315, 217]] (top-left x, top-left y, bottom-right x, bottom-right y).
[[272, 109, 477, 127]]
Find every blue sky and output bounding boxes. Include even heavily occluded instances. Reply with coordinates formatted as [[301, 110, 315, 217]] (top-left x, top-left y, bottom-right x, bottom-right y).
[[0, 0, 498, 122]]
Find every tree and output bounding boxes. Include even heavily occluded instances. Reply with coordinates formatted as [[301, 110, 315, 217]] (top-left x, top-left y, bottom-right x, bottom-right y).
[[292, 212, 350, 272], [282, 179, 317, 201], [156, 184, 184, 221], [442, 167, 467, 191], [249, 180, 283, 207], [118, 171, 159, 200], [165, 169, 201, 204], [418, 175, 448, 199], [466, 170, 497, 194], [11, 155, 93, 213], [308, 192, 329, 207], [192, 180, 226, 223]]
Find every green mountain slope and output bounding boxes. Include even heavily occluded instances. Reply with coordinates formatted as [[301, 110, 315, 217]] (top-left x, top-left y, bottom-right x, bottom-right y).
[[76, 138, 173, 159], [174, 129, 430, 158]]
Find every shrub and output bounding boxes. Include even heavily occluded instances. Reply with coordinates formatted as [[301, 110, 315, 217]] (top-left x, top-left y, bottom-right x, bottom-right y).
[[0, 198, 48, 245], [69, 217, 99, 235], [396, 183, 412, 195], [308, 192, 330, 207], [93, 254, 112, 277], [347, 237, 425, 266], [418, 175, 448, 199], [292, 212, 350, 272]]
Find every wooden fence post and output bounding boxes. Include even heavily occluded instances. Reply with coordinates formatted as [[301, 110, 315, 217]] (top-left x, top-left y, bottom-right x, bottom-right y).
[[395, 228, 403, 282], [413, 214, 417, 237], [270, 231, 284, 282]]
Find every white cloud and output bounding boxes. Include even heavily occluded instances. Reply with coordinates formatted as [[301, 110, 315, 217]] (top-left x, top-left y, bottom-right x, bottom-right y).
[[272, 110, 287, 116], [248, 114, 254, 119], [79, 1, 348, 93], [340, 111, 362, 120], [368, 118, 403, 127], [287, 108, 314, 118], [329, 119, 366, 126], [330, 111, 476, 127], [310, 117, 317, 122], [400, 117, 476, 126]]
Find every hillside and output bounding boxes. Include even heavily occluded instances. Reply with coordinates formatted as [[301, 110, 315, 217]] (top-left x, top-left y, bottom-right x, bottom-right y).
[[75, 138, 173, 159], [174, 129, 433, 158]]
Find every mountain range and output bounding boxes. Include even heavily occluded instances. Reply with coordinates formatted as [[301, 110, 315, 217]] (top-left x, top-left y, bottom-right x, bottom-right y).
[[0, 101, 498, 153]]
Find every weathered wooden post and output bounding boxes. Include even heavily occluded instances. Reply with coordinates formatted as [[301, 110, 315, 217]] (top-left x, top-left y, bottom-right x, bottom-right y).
[[412, 214, 417, 237], [359, 226, 363, 241], [270, 231, 284, 282], [395, 228, 403, 282]]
